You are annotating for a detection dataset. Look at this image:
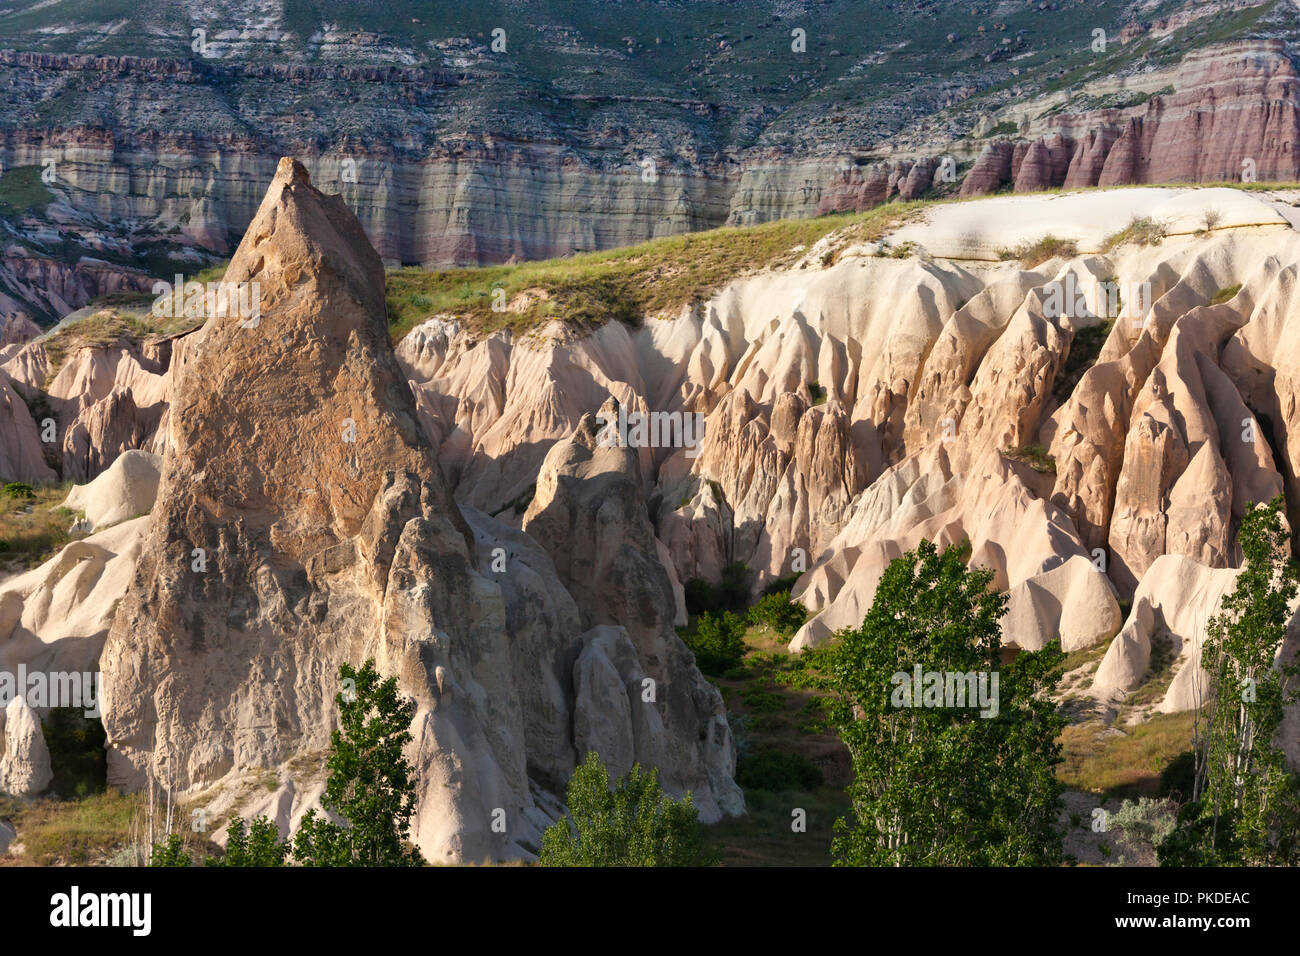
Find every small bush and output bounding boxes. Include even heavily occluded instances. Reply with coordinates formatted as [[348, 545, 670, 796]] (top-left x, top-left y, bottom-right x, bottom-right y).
[[1101, 216, 1167, 253], [43, 709, 107, 798], [1210, 283, 1242, 306], [736, 749, 824, 792], [683, 578, 714, 615], [761, 574, 801, 597], [997, 235, 1078, 268], [747, 590, 808, 637], [2, 482, 34, 499], [682, 611, 748, 676], [206, 816, 288, 867], [149, 833, 191, 867], [683, 562, 752, 615], [740, 682, 784, 713], [1111, 797, 1177, 864], [1003, 443, 1056, 474], [715, 561, 751, 611]]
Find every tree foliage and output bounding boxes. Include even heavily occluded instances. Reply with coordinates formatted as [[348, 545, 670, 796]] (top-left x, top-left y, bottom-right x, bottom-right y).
[[747, 589, 808, 637], [150, 659, 424, 867], [539, 752, 715, 866], [683, 610, 747, 676], [148, 833, 191, 867], [206, 816, 289, 867], [828, 540, 1066, 866], [293, 659, 425, 867], [1160, 498, 1300, 865]]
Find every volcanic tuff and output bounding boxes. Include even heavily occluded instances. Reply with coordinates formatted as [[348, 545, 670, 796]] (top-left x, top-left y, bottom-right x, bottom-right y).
[[87, 158, 739, 861], [6, 165, 1300, 850]]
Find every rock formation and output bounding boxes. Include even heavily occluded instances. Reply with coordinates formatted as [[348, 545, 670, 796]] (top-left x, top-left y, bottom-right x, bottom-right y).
[[0, 696, 52, 796], [94, 159, 739, 861]]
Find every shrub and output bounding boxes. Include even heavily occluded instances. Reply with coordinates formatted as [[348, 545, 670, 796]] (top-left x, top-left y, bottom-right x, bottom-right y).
[[683, 577, 714, 615], [740, 682, 784, 713], [3, 482, 34, 499], [683, 611, 747, 676], [43, 708, 106, 798], [715, 561, 751, 611], [539, 752, 715, 866], [1003, 443, 1056, 474], [747, 590, 808, 638], [207, 816, 288, 867], [1101, 216, 1166, 253], [149, 833, 191, 867], [1111, 797, 1177, 863], [997, 235, 1078, 268], [761, 574, 801, 597], [736, 749, 824, 792]]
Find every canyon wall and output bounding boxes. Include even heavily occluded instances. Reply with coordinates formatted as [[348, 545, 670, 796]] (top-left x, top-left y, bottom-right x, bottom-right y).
[[3, 40, 1297, 292]]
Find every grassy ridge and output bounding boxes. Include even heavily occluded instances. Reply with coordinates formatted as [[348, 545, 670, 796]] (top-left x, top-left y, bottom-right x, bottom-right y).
[[0, 165, 53, 217], [385, 201, 919, 339]]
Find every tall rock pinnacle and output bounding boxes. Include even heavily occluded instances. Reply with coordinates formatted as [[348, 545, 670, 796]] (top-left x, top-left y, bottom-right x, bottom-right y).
[[100, 158, 521, 860]]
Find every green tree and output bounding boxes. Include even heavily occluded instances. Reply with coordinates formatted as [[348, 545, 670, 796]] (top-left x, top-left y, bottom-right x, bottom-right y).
[[1160, 497, 1300, 865], [292, 659, 425, 867], [682, 610, 747, 675], [207, 816, 288, 867], [829, 540, 1066, 866], [539, 752, 715, 866], [747, 589, 807, 638], [148, 833, 191, 867]]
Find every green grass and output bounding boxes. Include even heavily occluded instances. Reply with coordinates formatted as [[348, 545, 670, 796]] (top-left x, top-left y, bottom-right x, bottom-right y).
[[706, 784, 849, 867], [42, 307, 203, 384], [1059, 640, 1111, 677], [0, 165, 53, 218], [700, 625, 847, 865], [1210, 283, 1243, 306], [385, 202, 920, 339], [0, 483, 83, 570], [1003, 443, 1057, 474], [1058, 711, 1195, 800], [1101, 215, 1167, 253], [997, 235, 1078, 268], [0, 790, 139, 866]]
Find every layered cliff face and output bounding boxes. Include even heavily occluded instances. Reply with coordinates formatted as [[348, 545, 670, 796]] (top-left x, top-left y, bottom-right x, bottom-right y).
[[962, 40, 1300, 196], [86, 159, 739, 861], [4, 16, 1300, 329]]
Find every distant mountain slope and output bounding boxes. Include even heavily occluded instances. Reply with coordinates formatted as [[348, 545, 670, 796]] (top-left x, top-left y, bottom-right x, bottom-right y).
[[0, 0, 1297, 330]]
